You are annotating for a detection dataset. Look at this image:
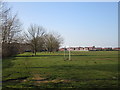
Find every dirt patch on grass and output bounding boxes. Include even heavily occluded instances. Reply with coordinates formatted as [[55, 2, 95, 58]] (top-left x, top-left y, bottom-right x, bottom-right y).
[[50, 79, 71, 83], [32, 74, 49, 83], [30, 73, 71, 85]]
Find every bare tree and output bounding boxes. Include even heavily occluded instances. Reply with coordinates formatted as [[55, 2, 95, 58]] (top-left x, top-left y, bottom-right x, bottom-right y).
[[1, 3, 22, 43], [37, 36, 45, 52], [25, 24, 45, 55], [0, 1, 2, 57], [0, 2, 22, 57], [44, 32, 63, 52]]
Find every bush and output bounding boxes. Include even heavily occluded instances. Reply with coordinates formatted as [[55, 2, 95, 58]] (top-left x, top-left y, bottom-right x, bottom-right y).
[[2, 43, 19, 57]]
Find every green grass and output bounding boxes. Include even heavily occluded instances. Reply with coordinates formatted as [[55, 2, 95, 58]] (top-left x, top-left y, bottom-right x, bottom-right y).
[[2, 51, 119, 89]]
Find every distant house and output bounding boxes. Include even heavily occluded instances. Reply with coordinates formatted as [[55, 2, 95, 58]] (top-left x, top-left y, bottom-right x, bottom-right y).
[[83, 47, 89, 51], [59, 48, 65, 51], [112, 48, 120, 51], [80, 46, 96, 51], [69, 47, 75, 51], [59, 46, 119, 51], [74, 47, 80, 51], [102, 47, 112, 51], [59, 47, 95, 51], [79, 47, 84, 51], [95, 47, 103, 51]]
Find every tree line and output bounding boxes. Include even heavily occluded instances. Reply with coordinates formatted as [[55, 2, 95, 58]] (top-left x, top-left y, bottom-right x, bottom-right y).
[[0, 2, 63, 57]]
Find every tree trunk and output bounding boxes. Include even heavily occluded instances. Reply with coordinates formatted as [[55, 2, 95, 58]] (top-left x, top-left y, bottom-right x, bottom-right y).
[[34, 50, 36, 56]]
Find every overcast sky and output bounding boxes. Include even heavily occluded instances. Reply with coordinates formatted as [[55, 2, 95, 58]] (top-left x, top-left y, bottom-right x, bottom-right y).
[[8, 2, 118, 47]]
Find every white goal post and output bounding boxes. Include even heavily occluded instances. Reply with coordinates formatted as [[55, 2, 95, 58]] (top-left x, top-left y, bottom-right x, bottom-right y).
[[64, 46, 71, 61]]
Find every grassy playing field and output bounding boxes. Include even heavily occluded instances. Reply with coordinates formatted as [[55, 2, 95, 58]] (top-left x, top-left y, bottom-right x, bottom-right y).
[[2, 51, 119, 89]]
